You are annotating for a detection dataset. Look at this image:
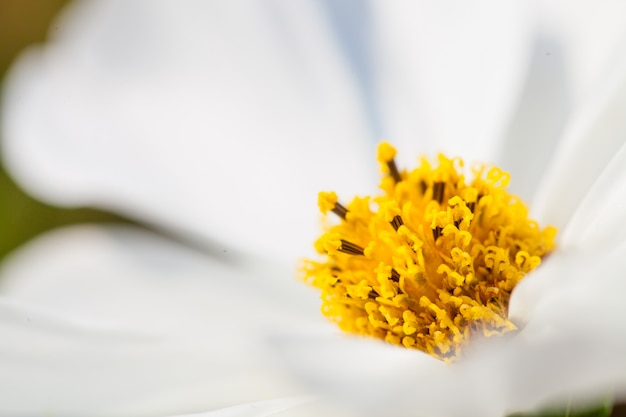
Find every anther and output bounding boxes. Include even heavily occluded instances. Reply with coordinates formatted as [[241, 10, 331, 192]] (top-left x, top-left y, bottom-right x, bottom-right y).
[[433, 182, 445, 204], [419, 180, 427, 194], [318, 191, 348, 220], [433, 226, 442, 241], [390, 268, 400, 282], [338, 239, 365, 256], [332, 202, 348, 220], [377, 141, 402, 183], [387, 159, 402, 183], [390, 215, 404, 231], [369, 289, 380, 298]]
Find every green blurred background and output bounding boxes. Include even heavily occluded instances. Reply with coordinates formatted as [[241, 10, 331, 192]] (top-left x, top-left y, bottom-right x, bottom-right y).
[[0, 0, 130, 261]]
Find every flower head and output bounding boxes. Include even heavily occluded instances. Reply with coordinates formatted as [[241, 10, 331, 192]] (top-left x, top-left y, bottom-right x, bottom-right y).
[[2, 1, 626, 417], [305, 143, 556, 361]]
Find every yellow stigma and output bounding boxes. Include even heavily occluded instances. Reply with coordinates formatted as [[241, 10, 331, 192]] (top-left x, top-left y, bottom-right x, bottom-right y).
[[303, 142, 556, 361]]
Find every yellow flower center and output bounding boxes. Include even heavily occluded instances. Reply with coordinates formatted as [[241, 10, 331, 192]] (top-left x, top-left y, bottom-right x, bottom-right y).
[[303, 142, 556, 361]]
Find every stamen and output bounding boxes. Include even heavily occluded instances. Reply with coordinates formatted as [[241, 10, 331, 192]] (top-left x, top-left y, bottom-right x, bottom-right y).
[[390, 269, 400, 282], [419, 180, 427, 194], [338, 240, 365, 256], [377, 142, 402, 183], [433, 226, 442, 241], [332, 203, 348, 220], [318, 191, 348, 220], [387, 160, 401, 183], [433, 181, 445, 204], [390, 215, 404, 231]]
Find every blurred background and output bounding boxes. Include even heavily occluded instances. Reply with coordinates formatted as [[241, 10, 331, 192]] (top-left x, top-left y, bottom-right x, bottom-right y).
[[0, 0, 132, 260]]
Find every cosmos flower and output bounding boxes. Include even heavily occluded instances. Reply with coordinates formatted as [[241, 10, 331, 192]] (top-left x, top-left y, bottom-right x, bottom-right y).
[[2, 1, 626, 417]]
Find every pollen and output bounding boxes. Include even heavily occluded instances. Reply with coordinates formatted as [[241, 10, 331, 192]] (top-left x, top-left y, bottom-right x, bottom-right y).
[[302, 142, 556, 361]]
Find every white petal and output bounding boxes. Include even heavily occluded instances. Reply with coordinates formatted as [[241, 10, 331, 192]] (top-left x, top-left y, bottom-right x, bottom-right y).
[[506, 1, 626, 200], [275, 315, 626, 417], [169, 397, 311, 417], [371, 1, 532, 165], [0, 225, 315, 416], [273, 332, 459, 417], [510, 240, 626, 335], [507, 114, 626, 320], [532, 0, 626, 105], [495, 34, 570, 201], [559, 140, 626, 250], [1, 0, 374, 262], [0, 298, 304, 417], [171, 397, 354, 417], [531, 48, 626, 231], [0, 225, 319, 332], [507, 242, 626, 409]]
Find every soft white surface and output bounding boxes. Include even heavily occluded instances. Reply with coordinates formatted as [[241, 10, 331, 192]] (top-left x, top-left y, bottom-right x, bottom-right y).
[[0, 225, 318, 417], [531, 50, 626, 234], [274, 326, 626, 417], [371, 0, 531, 165], [1, 1, 533, 263], [170, 397, 311, 417], [560, 140, 626, 250], [2, 0, 373, 263], [531, 0, 626, 105]]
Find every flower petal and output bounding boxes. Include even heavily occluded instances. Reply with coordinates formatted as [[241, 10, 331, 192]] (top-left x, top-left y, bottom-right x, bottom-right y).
[[370, 0, 532, 165], [272, 332, 460, 417], [531, 48, 626, 232], [274, 315, 626, 417], [559, 140, 626, 250], [0, 225, 315, 416], [168, 397, 311, 417], [507, 242, 626, 408], [495, 34, 570, 201], [532, 0, 626, 104], [1, 0, 374, 262], [510, 239, 626, 335], [0, 225, 319, 332]]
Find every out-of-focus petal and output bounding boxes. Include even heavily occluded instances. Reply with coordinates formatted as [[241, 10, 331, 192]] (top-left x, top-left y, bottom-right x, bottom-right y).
[[508, 241, 626, 407], [169, 397, 311, 417], [0, 225, 316, 416], [275, 285, 626, 417], [1, 0, 374, 263], [371, 0, 532, 165], [510, 241, 626, 339], [499, 1, 626, 201], [0, 225, 319, 332], [559, 141, 626, 250], [532, 0, 626, 105], [0, 299, 302, 417], [531, 49, 626, 232], [495, 35, 570, 201], [272, 332, 455, 417]]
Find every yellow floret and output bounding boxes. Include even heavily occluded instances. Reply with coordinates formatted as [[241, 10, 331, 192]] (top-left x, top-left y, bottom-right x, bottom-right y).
[[302, 142, 557, 361]]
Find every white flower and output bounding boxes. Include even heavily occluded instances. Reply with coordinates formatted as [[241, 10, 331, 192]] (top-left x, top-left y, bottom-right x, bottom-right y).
[[2, 1, 626, 416]]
